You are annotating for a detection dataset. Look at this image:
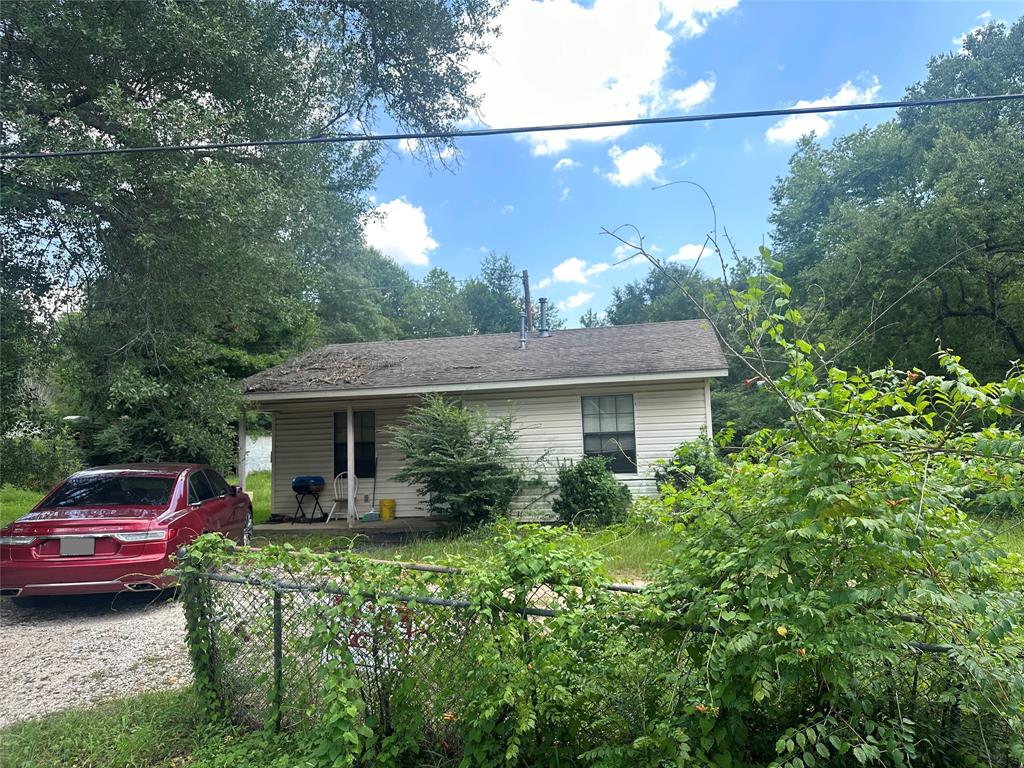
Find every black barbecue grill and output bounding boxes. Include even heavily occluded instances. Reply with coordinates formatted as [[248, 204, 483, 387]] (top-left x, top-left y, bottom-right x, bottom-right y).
[[291, 475, 325, 522]]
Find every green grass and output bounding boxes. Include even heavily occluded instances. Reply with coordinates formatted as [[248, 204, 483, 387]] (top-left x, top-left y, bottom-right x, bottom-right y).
[[254, 523, 677, 581], [0, 688, 195, 768], [0, 485, 43, 527], [0, 688, 315, 768], [237, 469, 271, 523]]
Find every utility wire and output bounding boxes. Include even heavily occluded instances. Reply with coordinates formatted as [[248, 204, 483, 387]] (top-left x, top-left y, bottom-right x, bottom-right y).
[[3, 93, 1022, 161]]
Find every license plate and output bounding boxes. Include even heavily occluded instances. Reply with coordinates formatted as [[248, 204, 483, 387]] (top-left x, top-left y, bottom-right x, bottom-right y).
[[59, 537, 96, 556]]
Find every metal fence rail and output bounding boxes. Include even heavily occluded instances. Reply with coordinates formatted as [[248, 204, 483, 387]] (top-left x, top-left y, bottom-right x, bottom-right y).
[[179, 558, 1001, 764], [182, 562, 645, 734]]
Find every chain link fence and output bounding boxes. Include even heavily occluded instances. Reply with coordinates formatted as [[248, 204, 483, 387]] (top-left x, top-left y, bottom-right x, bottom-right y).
[[179, 553, 1019, 766], [182, 559, 642, 738]]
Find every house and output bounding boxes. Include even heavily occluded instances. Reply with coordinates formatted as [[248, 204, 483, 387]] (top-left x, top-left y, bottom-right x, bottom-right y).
[[239, 319, 728, 523]]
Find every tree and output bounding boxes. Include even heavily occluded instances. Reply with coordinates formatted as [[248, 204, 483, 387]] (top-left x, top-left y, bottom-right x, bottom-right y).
[[405, 268, 475, 339], [463, 252, 523, 334], [578, 309, 608, 328], [770, 19, 1024, 379], [317, 247, 416, 344], [1, 0, 501, 466]]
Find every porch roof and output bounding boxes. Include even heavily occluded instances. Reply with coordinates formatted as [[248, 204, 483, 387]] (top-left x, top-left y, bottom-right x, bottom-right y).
[[242, 319, 727, 401]]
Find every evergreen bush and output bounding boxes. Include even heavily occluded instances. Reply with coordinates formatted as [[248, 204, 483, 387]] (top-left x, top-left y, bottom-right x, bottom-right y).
[[552, 455, 631, 526], [388, 394, 522, 528]]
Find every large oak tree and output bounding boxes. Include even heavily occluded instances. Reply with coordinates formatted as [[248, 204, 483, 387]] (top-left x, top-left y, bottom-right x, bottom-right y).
[[1, 0, 502, 465]]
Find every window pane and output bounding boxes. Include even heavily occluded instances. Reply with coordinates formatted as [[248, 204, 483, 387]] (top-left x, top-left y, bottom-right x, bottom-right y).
[[334, 412, 347, 442], [583, 414, 600, 433], [615, 394, 633, 413], [189, 472, 215, 502], [609, 449, 637, 474], [612, 433, 635, 451], [617, 412, 634, 431], [205, 470, 230, 496], [584, 435, 603, 453], [45, 475, 176, 507], [599, 412, 618, 431], [582, 397, 599, 416]]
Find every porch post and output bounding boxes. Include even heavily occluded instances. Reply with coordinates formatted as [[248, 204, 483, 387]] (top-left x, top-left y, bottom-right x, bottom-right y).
[[346, 404, 356, 527], [238, 409, 247, 491]]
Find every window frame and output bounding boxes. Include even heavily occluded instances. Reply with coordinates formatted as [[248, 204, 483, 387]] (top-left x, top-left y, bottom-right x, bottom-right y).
[[580, 394, 638, 475], [334, 410, 377, 479]]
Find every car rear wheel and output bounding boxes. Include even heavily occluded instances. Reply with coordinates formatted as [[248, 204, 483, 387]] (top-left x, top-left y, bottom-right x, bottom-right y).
[[241, 509, 253, 546]]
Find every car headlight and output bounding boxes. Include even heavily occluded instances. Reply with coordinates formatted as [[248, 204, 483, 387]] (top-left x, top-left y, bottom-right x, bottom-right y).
[[0, 536, 37, 546], [113, 530, 169, 542]]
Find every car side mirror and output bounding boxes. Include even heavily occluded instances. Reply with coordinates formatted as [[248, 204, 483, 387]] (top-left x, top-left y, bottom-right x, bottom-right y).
[[228, 486, 239, 496]]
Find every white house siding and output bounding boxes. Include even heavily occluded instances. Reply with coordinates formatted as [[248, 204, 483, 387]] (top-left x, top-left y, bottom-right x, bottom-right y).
[[465, 380, 708, 502], [270, 398, 426, 519], [267, 381, 710, 519]]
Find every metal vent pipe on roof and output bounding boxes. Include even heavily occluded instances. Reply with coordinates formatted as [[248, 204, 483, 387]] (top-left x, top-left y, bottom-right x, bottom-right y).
[[538, 298, 551, 337], [518, 311, 528, 349]]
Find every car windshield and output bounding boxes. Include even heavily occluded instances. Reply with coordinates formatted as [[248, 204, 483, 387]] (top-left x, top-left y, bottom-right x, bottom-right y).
[[43, 475, 177, 507]]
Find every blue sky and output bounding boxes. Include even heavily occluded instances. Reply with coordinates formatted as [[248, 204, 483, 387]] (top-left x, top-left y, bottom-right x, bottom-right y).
[[365, 0, 1023, 325]]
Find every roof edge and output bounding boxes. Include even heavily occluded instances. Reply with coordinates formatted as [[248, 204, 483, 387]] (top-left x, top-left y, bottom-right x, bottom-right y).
[[243, 368, 729, 404]]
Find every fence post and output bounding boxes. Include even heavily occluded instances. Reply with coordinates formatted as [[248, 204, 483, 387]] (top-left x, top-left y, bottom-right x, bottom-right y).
[[272, 588, 283, 731]]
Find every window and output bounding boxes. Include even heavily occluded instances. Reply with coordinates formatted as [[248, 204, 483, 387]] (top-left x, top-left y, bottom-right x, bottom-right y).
[[582, 394, 636, 473], [43, 475, 176, 507], [188, 472, 215, 505], [334, 410, 376, 478], [204, 470, 231, 497]]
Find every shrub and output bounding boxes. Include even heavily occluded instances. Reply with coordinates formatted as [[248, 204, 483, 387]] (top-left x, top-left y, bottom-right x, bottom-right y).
[[552, 455, 631, 526], [652, 434, 723, 491], [645, 257, 1024, 767], [0, 422, 83, 490], [388, 394, 522, 528]]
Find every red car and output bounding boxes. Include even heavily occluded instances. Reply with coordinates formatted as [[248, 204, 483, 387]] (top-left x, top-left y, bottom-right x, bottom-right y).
[[0, 464, 252, 598]]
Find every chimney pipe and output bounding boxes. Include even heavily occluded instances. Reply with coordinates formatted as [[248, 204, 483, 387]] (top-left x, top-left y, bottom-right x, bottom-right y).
[[538, 298, 551, 337], [518, 311, 528, 349]]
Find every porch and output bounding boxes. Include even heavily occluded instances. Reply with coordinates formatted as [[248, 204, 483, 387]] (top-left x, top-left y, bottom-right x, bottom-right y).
[[253, 515, 450, 545]]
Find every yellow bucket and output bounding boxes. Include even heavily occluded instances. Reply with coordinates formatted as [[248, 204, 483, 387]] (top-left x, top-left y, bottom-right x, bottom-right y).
[[379, 498, 396, 521]]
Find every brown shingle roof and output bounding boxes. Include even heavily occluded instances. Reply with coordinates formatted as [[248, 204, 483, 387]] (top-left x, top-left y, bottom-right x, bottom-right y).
[[242, 320, 727, 396]]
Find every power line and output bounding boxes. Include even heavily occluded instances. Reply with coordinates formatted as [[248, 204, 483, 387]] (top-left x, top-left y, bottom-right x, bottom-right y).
[[3, 93, 1022, 161]]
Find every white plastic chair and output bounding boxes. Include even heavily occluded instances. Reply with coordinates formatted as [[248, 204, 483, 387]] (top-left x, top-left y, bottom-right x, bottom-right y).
[[326, 472, 358, 524]]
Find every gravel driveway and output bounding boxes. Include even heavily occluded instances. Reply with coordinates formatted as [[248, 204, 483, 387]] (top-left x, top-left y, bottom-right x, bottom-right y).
[[0, 591, 191, 727]]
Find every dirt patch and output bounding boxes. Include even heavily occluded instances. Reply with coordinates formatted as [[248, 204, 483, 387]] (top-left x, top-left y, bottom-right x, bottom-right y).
[[0, 591, 190, 727]]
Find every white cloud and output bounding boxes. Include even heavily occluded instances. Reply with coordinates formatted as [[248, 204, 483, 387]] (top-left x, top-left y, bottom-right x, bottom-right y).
[[399, 138, 459, 160], [558, 187, 571, 202], [666, 76, 716, 111], [537, 257, 611, 289], [953, 11, 1000, 46], [661, 0, 740, 37], [501, 204, 515, 216], [553, 158, 581, 171], [558, 290, 595, 311], [764, 77, 882, 144], [466, 0, 735, 155], [667, 243, 706, 262], [611, 243, 651, 266], [606, 144, 664, 186], [362, 197, 437, 266]]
